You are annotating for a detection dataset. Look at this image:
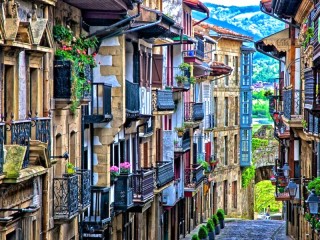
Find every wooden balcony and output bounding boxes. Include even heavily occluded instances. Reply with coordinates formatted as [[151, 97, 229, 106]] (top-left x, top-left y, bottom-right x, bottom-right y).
[[132, 169, 155, 203], [275, 192, 291, 201], [304, 110, 320, 135], [53, 174, 79, 221], [152, 90, 175, 115], [304, 68, 320, 111], [184, 164, 204, 193], [184, 102, 204, 123], [114, 174, 134, 211], [84, 83, 112, 123], [82, 186, 111, 236], [163, 67, 191, 92], [155, 161, 174, 189]]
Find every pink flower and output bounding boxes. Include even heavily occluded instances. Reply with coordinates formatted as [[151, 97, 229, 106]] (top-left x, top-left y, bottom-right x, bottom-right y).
[[110, 165, 119, 172], [77, 49, 81, 54], [120, 161, 131, 169]]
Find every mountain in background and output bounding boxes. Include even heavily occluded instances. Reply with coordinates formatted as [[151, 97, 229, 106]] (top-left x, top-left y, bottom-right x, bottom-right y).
[[193, 3, 285, 83]]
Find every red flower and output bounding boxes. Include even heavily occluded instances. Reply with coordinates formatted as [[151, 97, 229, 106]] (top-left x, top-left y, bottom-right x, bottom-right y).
[[77, 49, 81, 54]]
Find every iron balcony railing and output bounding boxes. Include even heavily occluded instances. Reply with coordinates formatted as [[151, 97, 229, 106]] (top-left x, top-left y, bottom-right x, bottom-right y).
[[77, 169, 91, 211], [163, 67, 191, 88], [283, 89, 303, 120], [133, 169, 155, 203], [86, 83, 112, 123], [155, 161, 174, 188], [152, 89, 175, 112], [204, 114, 214, 129], [82, 186, 111, 233], [183, 39, 205, 60], [184, 102, 204, 122], [32, 116, 51, 157], [53, 174, 79, 220], [114, 174, 134, 210], [184, 164, 204, 189], [126, 80, 140, 117]]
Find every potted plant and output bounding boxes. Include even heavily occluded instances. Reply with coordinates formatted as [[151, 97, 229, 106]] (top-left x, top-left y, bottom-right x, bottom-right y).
[[189, 76, 196, 84], [66, 162, 75, 174], [192, 234, 200, 240], [216, 209, 225, 229], [303, 26, 314, 48], [212, 214, 220, 235], [53, 25, 98, 113], [308, 177, 320, 195], [110, 165, 119, 183], [178, 62, 191, 72], [120, 161, 131, 174], [206, 219, 215, 240], [198, 225, 208, 240], [175, 126, 185, 137], [174, 139, 179, 148], [199, 160, 210, 173]]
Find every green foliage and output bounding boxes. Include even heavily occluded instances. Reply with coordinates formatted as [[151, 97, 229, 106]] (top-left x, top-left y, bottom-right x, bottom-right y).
[[301, 119, 307, 129], [305, 212, 312, 222], [178, 62, 191, 71], [308, 177, 320, 195], [53, 25, 98, 112], [175, 75, 188, 83], [198, 226, 208, 239], [252, 100, 269, 118], [192, 234, 200, 240], [252, 56, 279, 83], [303, 27, 314, 48], [252, 138, 268, 151], [212, 214, 219, 226], [216, 209, 225, 220], [255, 180, 282, 213], [198, 160, 210, 172], [242, 165, 255, 188], [189, 76, 196, 84], [206, 219, 215, 232]]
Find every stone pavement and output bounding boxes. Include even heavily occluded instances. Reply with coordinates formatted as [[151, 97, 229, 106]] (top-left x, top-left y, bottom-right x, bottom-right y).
[[182, 219, 293, 240]]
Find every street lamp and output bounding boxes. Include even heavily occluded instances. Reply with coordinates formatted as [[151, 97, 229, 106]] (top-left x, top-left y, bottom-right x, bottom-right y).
[[282, 163, 290, 178], [287, 180, 297, 198], [306, 190, 320, 215]]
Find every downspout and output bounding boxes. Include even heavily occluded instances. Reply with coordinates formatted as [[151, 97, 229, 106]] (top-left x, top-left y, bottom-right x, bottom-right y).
[[124, 15, 163, 34], [136, 122, 145, 171], [193, 4, 209, 26], [259, 2, 300, 29], [85, 3, 142, 39]]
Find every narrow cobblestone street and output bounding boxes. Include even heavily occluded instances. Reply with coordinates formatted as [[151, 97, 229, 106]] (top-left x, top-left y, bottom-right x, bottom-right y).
[[183, 219, 292, 240]]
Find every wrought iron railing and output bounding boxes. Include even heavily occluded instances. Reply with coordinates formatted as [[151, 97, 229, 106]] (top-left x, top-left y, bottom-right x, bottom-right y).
[[0, 122, 4, 174], [53, 174, 79, 220], [9, 119, 32, 169], [133, 169, 155, 202], [114, 174, 134, 210], [152, 90, 175, 112], [126, 80, 140, 116], [283, 89, 303, 120], [90, 83, 112, 120], [77, 169, 91, 211], [184, 164, 204, 189], [184, 102, 204, 122], [163, 67, 191, 88], [204, 114, 214, 129], [156, 161, 174, 188], [183, 39, 205, 59], [32, 116, 51, 157], [82, 186, 111, 233]]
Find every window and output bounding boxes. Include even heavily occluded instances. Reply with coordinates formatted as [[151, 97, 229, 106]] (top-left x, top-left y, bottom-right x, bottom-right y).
[[235, 97, 238, 125], [232, 181, 237, 208], [224, 55, 229, 86], [110, 140, 126, 168], [70, 131, 77, 166], [234, 56, 239, 85], [224, 136, 228, 165], [224, 97, 228, 126], [234, 135, 238, 163], [213, 137, 217, 160]]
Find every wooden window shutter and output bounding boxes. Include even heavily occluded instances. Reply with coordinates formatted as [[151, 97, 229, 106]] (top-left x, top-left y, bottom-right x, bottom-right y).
[[152, 54, 163, 88], [156, 128, 163, 162], [143, 142, 148, 167], [140, 51, 146, 87]]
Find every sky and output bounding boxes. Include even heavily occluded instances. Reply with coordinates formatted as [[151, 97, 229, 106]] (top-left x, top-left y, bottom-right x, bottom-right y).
[[204, 0, 260, 7]]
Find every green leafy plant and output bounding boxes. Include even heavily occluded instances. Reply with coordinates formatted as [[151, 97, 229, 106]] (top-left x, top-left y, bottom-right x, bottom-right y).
[[189, 76, 196, 84], [301, 119, 308, 129], [303, 26, 314, 48], [242, 165, 255, 188], [263, 90, 273, 97], [192, 234, 200, 240], [53, 25, 98, 112], [198, 225, 208, 239], [211, 214, 219, 227], [206, 219, 215, 232], [308, 177, 320, 195], [178, 62, 191, 71], [66, 162, 75, 174], [216, 209, 225, 220], [198, 160, 210, 172], [175, 75, 188, 83], [175, 126, 185, 132], [305, 212, 312, 222]]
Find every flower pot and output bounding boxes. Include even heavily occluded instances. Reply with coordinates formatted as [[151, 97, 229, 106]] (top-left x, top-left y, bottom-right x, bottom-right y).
[[214, 225, 220, 235], [67, 167, 75, 174], [208, 231, 215, 240], [177, 131, 184, 138], [219, 219, 225, 229]]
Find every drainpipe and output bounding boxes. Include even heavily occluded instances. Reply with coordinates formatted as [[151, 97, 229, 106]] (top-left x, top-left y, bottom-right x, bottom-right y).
[[136, 122, 146, 170], [124, 15, 163, 34], [193, 5, 209, 26], [85, 3, 142, 39]]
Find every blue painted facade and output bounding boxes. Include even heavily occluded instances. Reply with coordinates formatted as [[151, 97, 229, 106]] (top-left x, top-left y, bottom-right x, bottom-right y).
[[239, 46, 254, 167]]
